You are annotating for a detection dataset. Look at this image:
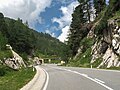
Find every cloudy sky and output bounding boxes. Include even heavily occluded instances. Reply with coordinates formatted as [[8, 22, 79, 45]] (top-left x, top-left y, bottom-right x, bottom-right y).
[[0, 0, 79, 42]]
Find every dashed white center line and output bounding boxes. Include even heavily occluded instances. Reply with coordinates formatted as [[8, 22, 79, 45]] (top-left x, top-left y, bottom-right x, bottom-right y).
[[50, 66, 114, 90], [94, 78, 105, 84]]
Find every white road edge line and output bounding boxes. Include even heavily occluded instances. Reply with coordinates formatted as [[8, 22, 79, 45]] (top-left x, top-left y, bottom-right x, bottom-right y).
[[52, 67, 114, 90], [42, 68, 49, 90], [94, 78, 105, 84]]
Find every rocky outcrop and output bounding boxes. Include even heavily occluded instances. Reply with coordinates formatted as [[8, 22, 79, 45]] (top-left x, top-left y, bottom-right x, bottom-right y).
[[73, 46, 83, 60], [91, 19, 120, 68], [97, 48, 120, 68], [5, 45, 26, 69]]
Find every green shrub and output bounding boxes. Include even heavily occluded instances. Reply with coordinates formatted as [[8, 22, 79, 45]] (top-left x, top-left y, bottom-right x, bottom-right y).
[[94, 19, 108, 35], [92, 58, 102, 68], [0, 50, 13, 60], [0, 32, 8, 50], [80, 37, 94, 52], [0, 65, 14, 76], [107, 67, 120, 70], [68, 48, 92, 68], [0, 67, 6, 76], [78, 48, 92, 67]]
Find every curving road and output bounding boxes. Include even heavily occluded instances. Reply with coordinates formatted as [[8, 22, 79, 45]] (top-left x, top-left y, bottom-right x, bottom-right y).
[[41, 64, 120, 90], [20, 66, 46, 90]]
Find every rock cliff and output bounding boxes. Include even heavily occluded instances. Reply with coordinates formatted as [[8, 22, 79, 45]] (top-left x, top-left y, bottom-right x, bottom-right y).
[[90, 18, 120, 68], [5, 45, 26, 69]]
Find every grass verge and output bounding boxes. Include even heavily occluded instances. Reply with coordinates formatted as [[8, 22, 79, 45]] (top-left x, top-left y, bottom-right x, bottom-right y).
[[107, 67, 120, 70], [0, 66, 36, 90], [0, 50, 13, 60]]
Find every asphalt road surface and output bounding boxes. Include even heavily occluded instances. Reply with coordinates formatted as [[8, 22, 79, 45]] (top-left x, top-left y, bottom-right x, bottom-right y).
[[41, 64, 120, 90]]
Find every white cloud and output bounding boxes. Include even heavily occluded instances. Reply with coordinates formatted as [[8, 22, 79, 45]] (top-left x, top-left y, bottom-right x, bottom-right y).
[[52, 1, 79, 42], [58, 26, 69, 42], [0, 0, 52, 28], [54, 0, 76, 5], [0, 0, 79, 42], [50, 26, 59, 31], [45, 30, 56, 37]]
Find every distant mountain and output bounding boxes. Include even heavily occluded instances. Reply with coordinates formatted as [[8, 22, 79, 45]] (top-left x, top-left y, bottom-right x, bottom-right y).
[[0, 13, 69, 62]]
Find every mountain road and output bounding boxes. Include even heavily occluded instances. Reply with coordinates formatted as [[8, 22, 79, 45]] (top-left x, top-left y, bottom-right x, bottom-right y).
[[41, 64, 120, 90]]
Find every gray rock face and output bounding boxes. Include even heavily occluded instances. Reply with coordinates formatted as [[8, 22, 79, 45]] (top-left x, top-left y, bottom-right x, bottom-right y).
[[91, 40, 102, 63], [97, 48, 119, 68], [73, 46, 83, 60], [91, 19, 120, 68], [5, 45, 26, 69]]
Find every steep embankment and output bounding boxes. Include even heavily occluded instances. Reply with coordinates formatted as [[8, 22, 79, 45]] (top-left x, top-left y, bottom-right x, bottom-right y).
[[91, 18, 120, 68], [88, 1, 120, 68], [68, 0, 120, 69]]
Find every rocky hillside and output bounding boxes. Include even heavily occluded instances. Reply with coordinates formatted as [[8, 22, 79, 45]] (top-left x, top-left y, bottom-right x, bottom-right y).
[[68, 0, 120, 68], [91, 18, 120, 68]]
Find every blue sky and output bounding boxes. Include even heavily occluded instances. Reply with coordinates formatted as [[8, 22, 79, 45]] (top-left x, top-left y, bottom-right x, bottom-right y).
[[0, 0, 79, 42], [34, 0, 79, 42], [35, 2, 63, 37]]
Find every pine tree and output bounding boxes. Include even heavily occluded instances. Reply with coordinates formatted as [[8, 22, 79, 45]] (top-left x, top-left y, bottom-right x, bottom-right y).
[[68, 0, 94, 56], [78, 0, 93, 23], [68, 3, 87, 56], [93, 0, 106, 17]]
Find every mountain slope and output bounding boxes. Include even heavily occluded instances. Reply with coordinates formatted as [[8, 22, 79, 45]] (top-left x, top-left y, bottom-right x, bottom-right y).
[[68, 0, 120, 69], [0, 13, 69, 63]]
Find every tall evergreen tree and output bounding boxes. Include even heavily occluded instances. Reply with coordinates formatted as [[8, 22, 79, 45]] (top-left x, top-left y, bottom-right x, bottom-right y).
[[68, 0, 94, 57], [68, 3, 87, 56], [0, 13, 8, 36], [78, 0, 93, 23], [93, 0, 106, 17], [0, 32, 7, 50]]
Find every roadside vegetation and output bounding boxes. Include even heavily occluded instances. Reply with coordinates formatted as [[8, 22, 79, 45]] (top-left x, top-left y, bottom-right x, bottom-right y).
[[0, 65, 35, 90], [67, 0, 120, 69], [107, 67, 120, 70], [0, 11, 69, 89]]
